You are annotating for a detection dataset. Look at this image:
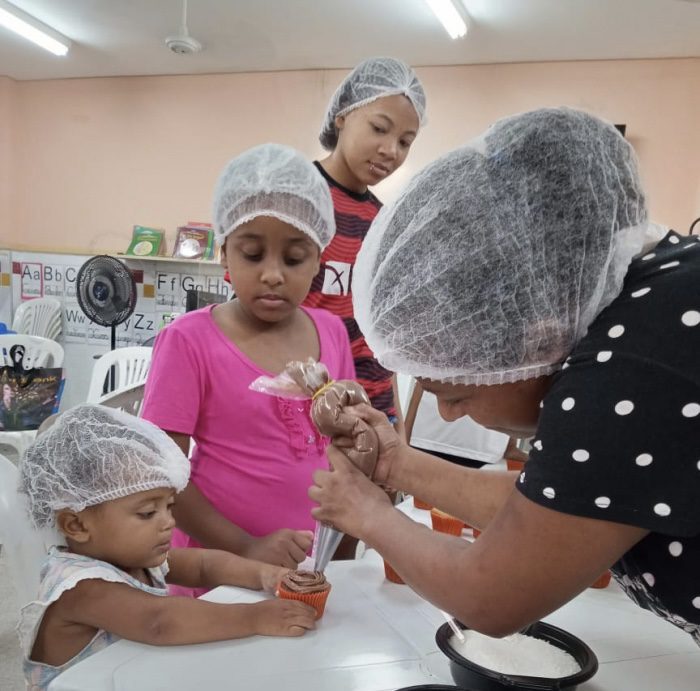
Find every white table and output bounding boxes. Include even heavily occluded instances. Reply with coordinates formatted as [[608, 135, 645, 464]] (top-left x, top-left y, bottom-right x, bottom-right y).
[[50, 502, 700, 691]]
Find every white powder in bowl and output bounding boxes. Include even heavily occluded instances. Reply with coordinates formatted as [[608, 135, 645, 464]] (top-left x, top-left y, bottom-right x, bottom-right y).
[[449, 630, 581, 678]]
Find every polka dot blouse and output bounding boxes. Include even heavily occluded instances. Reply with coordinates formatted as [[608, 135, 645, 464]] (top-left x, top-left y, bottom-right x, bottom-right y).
[[518, 231, 700, 644]]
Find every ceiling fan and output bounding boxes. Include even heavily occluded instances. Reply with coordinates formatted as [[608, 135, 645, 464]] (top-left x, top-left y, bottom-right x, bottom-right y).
[[165, 0, 202, 55]]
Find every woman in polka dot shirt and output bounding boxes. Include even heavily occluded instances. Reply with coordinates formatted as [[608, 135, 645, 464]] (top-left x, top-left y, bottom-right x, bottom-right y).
[[309, 108, 700, 644]]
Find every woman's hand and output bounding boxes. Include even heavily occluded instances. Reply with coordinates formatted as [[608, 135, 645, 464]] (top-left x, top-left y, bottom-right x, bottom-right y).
[[309, 445, 394, 539], [240, 529, 314, 569], [332, 403, 407, 487]]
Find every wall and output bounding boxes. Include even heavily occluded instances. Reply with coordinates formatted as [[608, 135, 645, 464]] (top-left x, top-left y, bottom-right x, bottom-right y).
[[2, 58, 700, 253], [0, 76, 17, 237]]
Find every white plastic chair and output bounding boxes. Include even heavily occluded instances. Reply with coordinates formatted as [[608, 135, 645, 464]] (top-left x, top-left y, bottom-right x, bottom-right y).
[[12, 297, 62, 340], [86, 347, 152, 403], [0, 333, 64, 370], [0, 335, 65, 463], [97, 382, 146, 417], [0, 453, 64, 609]]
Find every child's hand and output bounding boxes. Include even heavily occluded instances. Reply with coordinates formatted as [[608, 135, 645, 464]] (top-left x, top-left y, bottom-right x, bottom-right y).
[[260, 565, 290, 594], [251, 599, 316, 637], [242, 529, 314, 568]]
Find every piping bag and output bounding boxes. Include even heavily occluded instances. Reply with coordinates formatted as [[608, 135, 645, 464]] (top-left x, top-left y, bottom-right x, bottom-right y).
[[250, 358, 379, 571]]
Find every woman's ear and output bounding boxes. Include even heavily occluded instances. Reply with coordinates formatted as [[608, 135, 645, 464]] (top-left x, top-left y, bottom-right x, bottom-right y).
[[219, 241, 228, 269], [334, 114, 345, 133], [56, 510, 91, 544]]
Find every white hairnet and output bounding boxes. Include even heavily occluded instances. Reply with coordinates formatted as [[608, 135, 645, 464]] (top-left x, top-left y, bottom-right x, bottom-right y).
[[19, 404, 190, 529], [353, 107, 650, 385], [320, 57, 427, 150], [212, 143, 335, 249]]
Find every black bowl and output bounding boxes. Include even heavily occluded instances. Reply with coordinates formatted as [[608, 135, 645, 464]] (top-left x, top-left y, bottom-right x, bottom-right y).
[[435, 621, 598, 691]]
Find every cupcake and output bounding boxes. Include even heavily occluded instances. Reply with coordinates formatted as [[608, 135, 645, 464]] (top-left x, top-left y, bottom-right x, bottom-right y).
[[430, 508, 465, 536], [383, 560, 405, 584], [506, 458, 526, 472], [413, 496, 432, 510], [589, 570, 612, 589], [277, 570, 331, 619]]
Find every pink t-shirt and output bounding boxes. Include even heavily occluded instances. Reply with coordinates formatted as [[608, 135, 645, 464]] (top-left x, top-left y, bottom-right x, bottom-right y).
[[141, 305, 354, 549]]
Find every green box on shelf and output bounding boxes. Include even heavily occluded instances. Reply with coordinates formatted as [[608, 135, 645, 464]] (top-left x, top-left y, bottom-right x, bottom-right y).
[[125, 225, 165, 257]]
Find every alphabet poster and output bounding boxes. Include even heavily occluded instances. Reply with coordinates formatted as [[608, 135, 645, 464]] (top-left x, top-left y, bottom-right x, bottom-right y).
[[9, 252, 230, 347]]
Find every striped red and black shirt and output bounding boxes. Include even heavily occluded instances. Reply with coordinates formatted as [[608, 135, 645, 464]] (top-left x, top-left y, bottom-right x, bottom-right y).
[[303, 162, 396, 417]]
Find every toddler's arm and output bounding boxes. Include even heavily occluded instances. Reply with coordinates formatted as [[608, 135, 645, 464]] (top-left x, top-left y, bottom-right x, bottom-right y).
[[54, 578, 316, 644], [167, 548, 287, 592]]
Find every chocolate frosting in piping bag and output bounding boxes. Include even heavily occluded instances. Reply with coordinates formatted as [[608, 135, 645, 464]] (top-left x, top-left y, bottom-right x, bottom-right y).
[[284, 359, 379, 570]]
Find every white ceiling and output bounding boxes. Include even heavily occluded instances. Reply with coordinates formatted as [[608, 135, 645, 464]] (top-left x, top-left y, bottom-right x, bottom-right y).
[[1, 0, 699, 81]]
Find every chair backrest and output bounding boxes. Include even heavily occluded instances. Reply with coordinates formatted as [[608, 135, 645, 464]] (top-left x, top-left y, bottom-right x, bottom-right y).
[[11, 297, 62, 340], [97, 382, 146, 416], [0, 334, 64, 369], [0, 453, 63, 609], [86, 346, 152, 403]]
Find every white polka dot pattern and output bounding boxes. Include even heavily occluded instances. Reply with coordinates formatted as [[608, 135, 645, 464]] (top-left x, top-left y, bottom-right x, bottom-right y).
[[517, 232, 700, 635], [615, 400, 634, 415], [669, 541, 683, 557], [682, 403, 700, 418], [682, 311, 700, 327], [654, 503, 671, 517]]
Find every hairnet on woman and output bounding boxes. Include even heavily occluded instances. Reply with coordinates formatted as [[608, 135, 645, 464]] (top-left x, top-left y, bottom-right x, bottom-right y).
[[310, 107, 700, 647], [353, 107, 649, 384]]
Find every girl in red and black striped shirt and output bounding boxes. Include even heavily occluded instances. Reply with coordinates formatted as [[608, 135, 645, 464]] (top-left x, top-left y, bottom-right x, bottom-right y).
[[303, 57, 426, 434]]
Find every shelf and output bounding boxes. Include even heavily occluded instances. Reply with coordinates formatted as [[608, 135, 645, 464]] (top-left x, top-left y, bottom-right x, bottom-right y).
[[117, 253, 220, 266]]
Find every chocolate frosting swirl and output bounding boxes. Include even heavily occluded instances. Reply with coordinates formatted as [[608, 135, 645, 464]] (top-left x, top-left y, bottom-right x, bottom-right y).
[[281, 570, 328, 593]]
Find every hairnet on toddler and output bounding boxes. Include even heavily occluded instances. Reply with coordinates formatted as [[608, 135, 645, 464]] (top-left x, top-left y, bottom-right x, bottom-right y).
[[320, 57, 427, 150], [212, 143, 335, 249], [19, 404, 190, 529], [353, 107, 650, 385]]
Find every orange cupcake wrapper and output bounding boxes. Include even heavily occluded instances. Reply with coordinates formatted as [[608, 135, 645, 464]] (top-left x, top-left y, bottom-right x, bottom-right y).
[[590, 570, 612, 589], [278, 584, 331, 619], [430, 509, 464, 536], [383, 560, 405, 584], [506, 458, 526, 472], [413, 496, 432, 510]]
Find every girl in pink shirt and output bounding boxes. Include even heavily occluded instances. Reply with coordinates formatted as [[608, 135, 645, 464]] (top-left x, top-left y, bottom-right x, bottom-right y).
[[142, 144, 354, 595]]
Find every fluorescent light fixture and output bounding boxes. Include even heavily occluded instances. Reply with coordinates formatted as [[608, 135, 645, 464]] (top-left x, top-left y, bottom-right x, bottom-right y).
[[425, 0, 467, 39], [0, 0, 71, 56]]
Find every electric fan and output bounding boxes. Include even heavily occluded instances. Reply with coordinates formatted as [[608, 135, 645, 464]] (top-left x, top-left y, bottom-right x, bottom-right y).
[[76, 255, 137, 351]]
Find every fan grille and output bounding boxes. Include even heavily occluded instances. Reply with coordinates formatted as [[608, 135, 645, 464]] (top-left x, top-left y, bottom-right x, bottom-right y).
[[76, 256, 137, 328]]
